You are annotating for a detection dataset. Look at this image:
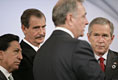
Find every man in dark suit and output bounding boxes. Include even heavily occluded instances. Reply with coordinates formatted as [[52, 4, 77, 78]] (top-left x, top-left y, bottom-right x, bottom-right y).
[[12, 8, 46, 80], [33, 0, 105, 80], [87, 17, 118, 80], [0, 34, 22, 80]]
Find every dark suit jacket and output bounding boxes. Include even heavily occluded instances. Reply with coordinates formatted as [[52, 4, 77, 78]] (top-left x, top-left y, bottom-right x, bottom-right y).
[[0, 71, 7, 80], [33, 30, 105, 80], [13, 40, 37, 80], [105, 50, 118, 80]]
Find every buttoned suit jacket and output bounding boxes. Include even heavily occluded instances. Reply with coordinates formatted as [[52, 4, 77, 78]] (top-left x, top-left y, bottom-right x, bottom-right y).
[[13, 40, 37, 80], [105, 50, 118, 80], [0, 70, 7, 80], [33, 30, 105, 80]]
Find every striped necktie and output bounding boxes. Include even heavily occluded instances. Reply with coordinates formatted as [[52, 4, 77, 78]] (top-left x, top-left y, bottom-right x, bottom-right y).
[[99, 57, 105, 72], [8, 75, 14, 80]]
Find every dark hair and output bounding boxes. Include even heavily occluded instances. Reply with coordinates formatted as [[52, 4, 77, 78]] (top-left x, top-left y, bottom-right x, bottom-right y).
[[0, 34, 19, 51], [21, 8, 46, 28]]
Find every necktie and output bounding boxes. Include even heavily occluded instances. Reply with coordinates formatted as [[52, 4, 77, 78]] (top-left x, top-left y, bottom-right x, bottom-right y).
[[99, 57, 105, 72], [8, 75, 14, 80]]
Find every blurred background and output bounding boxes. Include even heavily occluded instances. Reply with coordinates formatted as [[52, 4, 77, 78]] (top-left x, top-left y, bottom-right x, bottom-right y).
[[0, 0, 118, 51]]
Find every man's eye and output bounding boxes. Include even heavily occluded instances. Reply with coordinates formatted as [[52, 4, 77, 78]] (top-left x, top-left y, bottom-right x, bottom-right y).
[[33, 26, 39, 29], [42, 25, 46, 28], [94, 34, 99, 36], [14, 49, 20, 53], [102, 34, 108, 37]]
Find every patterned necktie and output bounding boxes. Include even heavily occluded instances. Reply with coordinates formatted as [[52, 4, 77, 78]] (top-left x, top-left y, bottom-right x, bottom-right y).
[[8, 75, 14, 80], [99, 57, 105, 72]]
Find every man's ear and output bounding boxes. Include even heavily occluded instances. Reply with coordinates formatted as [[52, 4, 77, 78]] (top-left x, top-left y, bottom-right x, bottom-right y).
[[66, 13, 73, 26], [87, 33, 90, 42], [111, 35, 114, 41], [0, 50, 4, 60], [110, 35, 115, 44], [21, 25, 27, 34]]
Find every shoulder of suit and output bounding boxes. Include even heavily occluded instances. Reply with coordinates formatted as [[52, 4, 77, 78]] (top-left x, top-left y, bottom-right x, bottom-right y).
[[109, 49, 118, 56], [77, 39, 90, 46]]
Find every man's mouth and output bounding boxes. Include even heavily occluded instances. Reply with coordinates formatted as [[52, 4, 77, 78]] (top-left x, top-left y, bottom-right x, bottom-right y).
[[35, 35, 45, 39]]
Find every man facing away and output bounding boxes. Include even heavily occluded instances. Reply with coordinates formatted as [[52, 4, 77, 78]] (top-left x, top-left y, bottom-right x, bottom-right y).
[[87, 17, 118, 80], [33, 0, 105, 80], [0, 34, 22, 80], [12, 8, 46, 80]]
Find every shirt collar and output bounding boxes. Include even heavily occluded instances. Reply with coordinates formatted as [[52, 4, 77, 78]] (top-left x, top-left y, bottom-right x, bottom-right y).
[[0, 66, 11, 80], [23, 39, 39, 52], [94, 51, 108, 60], [55, 27, 74, 38]]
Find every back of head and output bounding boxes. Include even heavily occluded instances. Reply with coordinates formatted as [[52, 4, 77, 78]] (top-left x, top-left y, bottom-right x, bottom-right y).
[[0, 34, 19, 51], [88, 17, 114, 36], [21, 8, 46, 28], [52, 0, 84, 26]]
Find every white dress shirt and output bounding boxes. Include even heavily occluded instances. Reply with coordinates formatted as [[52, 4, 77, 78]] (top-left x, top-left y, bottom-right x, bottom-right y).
[[55, 27, 74, 38], [0, 66, 13, 80], [94, 51, 108, 65], [23, 39, 40, 52]]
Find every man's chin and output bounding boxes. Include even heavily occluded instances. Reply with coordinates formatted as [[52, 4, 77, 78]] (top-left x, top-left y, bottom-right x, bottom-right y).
[[37, 40, 44, 43], [96, 50, 106, 55], [13, 66, 19, 71]]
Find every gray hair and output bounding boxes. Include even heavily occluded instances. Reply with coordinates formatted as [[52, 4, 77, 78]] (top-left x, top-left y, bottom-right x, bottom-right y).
[[52, 0, 84, 26], [88, 17, 114, 36]]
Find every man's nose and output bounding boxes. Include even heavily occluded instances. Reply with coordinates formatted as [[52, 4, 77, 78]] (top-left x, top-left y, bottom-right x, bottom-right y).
[[85, 17, 89, 25], [98, 36, 104, 42], [18, 52, 23, 60], [39, 28, 44, 34]]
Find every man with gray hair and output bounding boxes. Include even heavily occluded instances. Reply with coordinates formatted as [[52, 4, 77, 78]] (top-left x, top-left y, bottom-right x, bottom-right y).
[[33, 0, 105, 80], [87, 17, 118, 80]]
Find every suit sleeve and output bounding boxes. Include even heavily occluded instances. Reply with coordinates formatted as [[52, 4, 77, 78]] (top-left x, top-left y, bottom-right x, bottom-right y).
[[72, 40, 105, 80]]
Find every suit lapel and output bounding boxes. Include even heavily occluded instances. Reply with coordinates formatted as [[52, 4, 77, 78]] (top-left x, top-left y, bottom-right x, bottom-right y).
[[20, 40, 37, 64], [105, 50, 118, 78], [0, 70, 7, 80]]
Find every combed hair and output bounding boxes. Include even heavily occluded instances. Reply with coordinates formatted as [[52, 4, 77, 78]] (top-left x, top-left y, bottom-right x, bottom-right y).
[[88, 17, 114, 36], [21, 8, 46, 28], [0, 34, 19, 51], [52, 0, 84, 26]]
